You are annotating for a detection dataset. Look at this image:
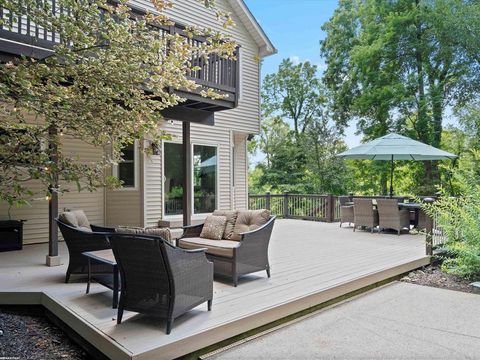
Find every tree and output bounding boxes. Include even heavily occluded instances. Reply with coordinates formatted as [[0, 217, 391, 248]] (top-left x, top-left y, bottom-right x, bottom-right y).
[[0, 0, 236, 211], [250, 59, 351, 195], [321, 0, 480, 193], [262, 59, 325, 142]]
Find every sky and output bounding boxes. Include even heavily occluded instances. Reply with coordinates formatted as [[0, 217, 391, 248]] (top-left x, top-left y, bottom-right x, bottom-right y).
[[244, 0, 362, 148]]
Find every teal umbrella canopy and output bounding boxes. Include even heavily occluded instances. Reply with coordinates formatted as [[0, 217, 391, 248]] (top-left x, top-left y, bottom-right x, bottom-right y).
[[337, 133, 457, 161], [337, 133, 457, 196]]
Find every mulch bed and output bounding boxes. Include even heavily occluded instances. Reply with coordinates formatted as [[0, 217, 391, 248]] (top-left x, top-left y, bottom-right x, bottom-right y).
[[401, 265, 478, 294], [0, 306, 91, 360]]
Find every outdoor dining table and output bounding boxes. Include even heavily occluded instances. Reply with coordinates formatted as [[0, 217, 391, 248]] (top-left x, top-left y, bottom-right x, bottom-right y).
[[82, 249, 120, 309]]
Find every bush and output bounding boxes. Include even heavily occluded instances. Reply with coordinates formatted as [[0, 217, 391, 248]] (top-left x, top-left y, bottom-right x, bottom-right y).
[[423, 150, 480, 279]]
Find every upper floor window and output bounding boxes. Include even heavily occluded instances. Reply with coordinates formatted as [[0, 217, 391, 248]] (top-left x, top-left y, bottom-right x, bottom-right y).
[[114, 142, 138, 189]]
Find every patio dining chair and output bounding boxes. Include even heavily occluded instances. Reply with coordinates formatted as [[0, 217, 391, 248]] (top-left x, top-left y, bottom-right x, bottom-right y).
[[339, 196, 354, 227], [353, 198, 379, 233], [376, 198, 410, 235], [109, 234, 213, 334]]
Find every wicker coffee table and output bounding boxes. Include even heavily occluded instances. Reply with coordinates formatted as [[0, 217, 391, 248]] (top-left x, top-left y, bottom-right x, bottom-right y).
[[82, 249, 119, 309]]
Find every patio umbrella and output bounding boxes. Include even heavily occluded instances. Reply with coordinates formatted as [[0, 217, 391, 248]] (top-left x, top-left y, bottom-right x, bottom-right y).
[[337, 133, 457, 197]]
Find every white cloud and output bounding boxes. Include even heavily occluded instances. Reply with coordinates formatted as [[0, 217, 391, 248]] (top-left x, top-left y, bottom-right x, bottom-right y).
[[289, 55, 300, 65]]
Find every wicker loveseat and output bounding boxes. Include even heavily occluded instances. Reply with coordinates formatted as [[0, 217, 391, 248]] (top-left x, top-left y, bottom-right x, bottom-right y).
[[178, 209, 276, 286]]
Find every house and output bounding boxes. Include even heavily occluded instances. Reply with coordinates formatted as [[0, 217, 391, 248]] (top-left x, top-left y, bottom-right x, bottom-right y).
[[0, 0, 276, 254]]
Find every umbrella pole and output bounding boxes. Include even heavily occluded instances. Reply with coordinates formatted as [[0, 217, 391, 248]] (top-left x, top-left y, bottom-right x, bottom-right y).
[[390, 155, 394, 197]]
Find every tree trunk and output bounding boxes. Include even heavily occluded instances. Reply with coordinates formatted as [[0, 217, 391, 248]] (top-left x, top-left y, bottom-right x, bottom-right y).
[[415, 0, 434, 189]]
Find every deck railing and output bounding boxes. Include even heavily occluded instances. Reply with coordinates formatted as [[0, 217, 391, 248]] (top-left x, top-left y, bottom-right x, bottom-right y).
[[0, 2, 238, 99], [248, 193, 340, 222], [249, 193, 447, 256]]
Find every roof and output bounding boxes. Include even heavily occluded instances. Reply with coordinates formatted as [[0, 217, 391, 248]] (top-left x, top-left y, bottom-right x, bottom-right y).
[[226, 0, 277, 58]]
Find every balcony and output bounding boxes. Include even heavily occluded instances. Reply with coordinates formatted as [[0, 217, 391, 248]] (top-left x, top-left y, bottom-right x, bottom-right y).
[[0, 4, 239, 120]]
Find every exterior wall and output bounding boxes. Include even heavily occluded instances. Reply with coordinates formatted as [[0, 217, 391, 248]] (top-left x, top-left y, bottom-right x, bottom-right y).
[[140, 0, 262, 225], [233, 133, 249, 210], [1, 0, 263, 239], [0, 137, 105, 244], [143, 123, 250, 226], [105, 143, 144, 228], [132, 0, 262, 134]]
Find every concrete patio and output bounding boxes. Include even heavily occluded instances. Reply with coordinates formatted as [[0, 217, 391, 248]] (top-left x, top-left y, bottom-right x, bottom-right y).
[[0, 219, 429, 359], [209, 282, 480, 359]]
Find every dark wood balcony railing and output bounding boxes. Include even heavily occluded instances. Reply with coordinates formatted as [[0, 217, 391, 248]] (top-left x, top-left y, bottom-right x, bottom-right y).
[[0, 3, 239, 110]]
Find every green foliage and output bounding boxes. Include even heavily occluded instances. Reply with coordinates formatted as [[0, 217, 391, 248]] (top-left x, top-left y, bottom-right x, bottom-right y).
[[249, 59, 352, 195], [423, 150, 480, 279], [321, 0, 480, 192], [0, 0, 236, 211]]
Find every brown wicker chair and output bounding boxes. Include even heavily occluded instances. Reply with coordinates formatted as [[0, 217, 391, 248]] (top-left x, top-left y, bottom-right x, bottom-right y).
[[109, 234, 213, 334], [56, 219, 114, 283], [339, 196, 354, 227], [353, 198, 379, 233], [376, 199, 411, 235], [179, 215, 276, 287]]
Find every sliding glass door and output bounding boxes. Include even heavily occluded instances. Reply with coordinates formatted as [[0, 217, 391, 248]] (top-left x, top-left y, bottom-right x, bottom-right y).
[[163, 142, 218, 216], [164, 142, 184, 216], [193, 145, 217, 214]]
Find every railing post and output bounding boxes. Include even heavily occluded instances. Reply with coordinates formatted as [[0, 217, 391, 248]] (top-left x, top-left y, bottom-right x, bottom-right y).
[[326, 194, 335, 223], [283, 192, 289, 218], [424, 198, 434, 257], [266, 192, 271, 211], [348, 192, 354, 202]]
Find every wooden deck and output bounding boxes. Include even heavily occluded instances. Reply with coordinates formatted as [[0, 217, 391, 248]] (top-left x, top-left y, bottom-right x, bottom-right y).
[[0, 220, 429, 360]]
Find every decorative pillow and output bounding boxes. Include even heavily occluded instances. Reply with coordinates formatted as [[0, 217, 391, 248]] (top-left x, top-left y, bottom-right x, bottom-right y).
[[200, 215, 227, 240], [59, 210, 90, 229], [213, 210, 238, 239], [72, 210, 91, 228], [59, 212, 78, 227], [77, 226, 93, 233], [115, 226, 172, 243], [231, 209, 270, 241]]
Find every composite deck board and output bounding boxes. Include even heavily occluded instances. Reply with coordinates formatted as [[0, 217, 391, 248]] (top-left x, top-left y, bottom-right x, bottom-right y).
[[0, 220, 428, 359]]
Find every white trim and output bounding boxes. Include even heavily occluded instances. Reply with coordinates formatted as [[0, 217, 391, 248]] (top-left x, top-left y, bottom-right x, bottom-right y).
[[112, 140, 139, 191], [192, 142, 219, 215], [226, 0, 277, 58]]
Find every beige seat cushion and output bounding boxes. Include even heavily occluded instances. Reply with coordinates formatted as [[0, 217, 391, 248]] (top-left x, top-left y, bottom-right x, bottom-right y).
[[212, 210, 238, 239], [59, 210, 91, 232], [231, 209, 270, 241], [178, 237, 240, 258], [200, 215, 227, 240], [115, 226, 172, 242]]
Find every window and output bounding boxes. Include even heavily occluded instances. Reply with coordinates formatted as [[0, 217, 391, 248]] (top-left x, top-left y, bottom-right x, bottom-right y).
[[115, 143, 137, 188], [164, 142, 184, 216], [193, 145, 217, 214]]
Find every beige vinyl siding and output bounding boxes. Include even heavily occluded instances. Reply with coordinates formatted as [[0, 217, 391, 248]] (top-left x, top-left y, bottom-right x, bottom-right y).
[[105, 144, 143, 228], [0, 137, 105, 245], [141, 0, 261, 224], [144, 120, 238, 225], [131, 0, 261, 134], [233, 133, 248, 209]]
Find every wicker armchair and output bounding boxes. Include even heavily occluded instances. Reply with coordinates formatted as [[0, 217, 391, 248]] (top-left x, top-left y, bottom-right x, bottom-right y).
[[339, 196, 354, 227], [56, 219, 114, 283], [179, 215, 276, 286], [353, 198, 379, 233], [108, 234, 213, 334], [376, 199, 411, 235]]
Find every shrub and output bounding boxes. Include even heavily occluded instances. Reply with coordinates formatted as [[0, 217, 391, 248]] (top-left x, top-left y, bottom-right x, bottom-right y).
[[423, 150, 480, 279]]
